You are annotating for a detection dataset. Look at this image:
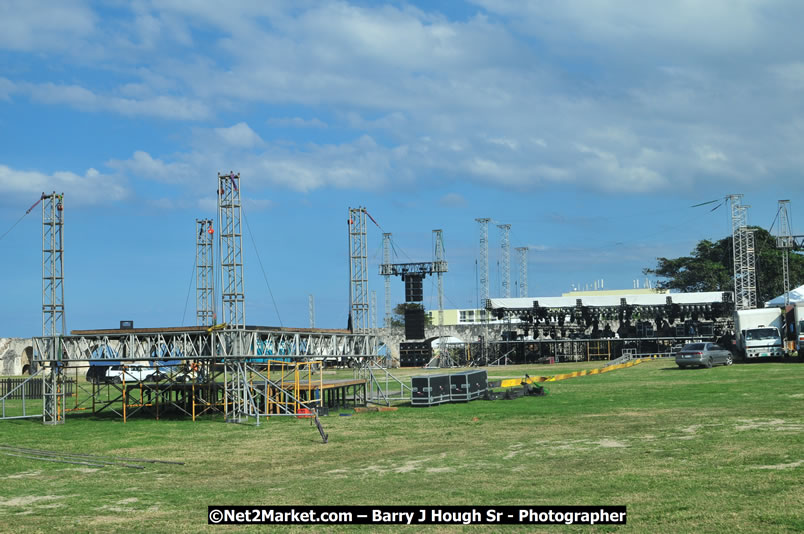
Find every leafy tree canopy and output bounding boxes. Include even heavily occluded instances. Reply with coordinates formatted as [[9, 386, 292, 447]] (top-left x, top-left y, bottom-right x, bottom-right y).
[[643, 227, 804, 305], [389, 302, 432, 327]]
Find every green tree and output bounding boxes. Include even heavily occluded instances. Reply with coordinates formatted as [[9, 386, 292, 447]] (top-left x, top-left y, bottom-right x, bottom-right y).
[[389, 303, 433, 327], [643, 227, 804, 305]]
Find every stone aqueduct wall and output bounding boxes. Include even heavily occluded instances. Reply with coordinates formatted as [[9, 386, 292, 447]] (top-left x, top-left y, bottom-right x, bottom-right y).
[[0, 338, 33, 376]]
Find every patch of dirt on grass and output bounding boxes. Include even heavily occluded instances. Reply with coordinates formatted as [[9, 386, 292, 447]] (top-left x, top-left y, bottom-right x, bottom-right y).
[[425, 467, 453, 473], [752, 460, 803, 470], [0, 495, 63, 507], [735, 419, 804, 432], [5, 470, 41, 479], [596, 439, 627, 448], [681, 424, 702, 434], [67, 467, 100, 474], [788, 393, 804, 398]]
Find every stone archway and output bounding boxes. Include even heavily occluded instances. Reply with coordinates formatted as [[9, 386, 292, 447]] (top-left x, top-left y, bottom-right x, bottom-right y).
[[21, 346, 33, 375]]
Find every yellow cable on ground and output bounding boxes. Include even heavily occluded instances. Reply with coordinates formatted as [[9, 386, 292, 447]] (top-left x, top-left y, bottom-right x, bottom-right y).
[[499, 356, 663, 388]]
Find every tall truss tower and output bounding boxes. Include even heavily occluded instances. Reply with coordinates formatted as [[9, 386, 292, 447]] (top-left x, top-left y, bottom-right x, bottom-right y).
[[42, 192, 65, 337], [382, 232, 392, 327], [218, 173, 245, 328], [309, 294, 315, 328], [728, 194, 757, 310], [433, 229, 447, 326], [516, 246, 529, 297], [348, 207, 369, 332], [777, 200, 793, 307], [476, 218, 490, 305], [497, 224, 511, 297], [196, 219, 215, 326]]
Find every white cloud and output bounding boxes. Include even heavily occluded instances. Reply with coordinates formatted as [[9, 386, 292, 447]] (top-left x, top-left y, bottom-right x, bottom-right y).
[[107, 151, 195, 184], [25, 82, 211, 120], [214, 122, 263, 148], [0, 0, 96, 52], [267, 117, 327, 128], [440, 193, 466, 207], [0, 164, 129, 205]]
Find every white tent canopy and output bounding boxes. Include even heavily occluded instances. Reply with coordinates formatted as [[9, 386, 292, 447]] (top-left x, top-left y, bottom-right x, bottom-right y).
[[765, 284, 804, 307]]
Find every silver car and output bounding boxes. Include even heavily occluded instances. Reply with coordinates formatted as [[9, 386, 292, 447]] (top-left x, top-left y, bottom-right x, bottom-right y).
[[676, 342, 733, 369]]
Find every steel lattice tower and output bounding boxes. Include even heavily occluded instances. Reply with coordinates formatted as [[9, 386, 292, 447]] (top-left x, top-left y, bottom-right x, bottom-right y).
[[497, 224, 511, 298], [218, 173, 246, 328], [42, 192, 65, 337], [196, 219, 215, 326], [433, 229, 446, 326], [348, 207, 369, 332], [382, 232, 392, 327], [476, 218, 490, 305], [309, 294, 315, 328], [728, 194, 757, 310], [777, 200, 793, 307], [371, 290, 377, 329], [516, 246, 529, 297]]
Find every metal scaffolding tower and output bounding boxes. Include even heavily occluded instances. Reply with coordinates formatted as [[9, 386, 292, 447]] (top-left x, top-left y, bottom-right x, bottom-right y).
[[348, 207, 369, 332], [497, 224, 511, 298], [476, 218, 490, 305], [777, 200, 793, 307], [433, 230, 446, 327], [371, 290, 377, 329], [196, 219, 215, 326], [309, 294, 315, 328], [42, 192, 66, 425], [218, 172, 246, 328], [383, 233, 392, 327], [728, 194, 757, 310], [516, 246, 529, 297], [42, 192, 65, 337]]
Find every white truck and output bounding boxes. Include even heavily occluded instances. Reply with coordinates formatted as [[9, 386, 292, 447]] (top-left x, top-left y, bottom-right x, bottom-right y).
[[734, 308, 784, 359]]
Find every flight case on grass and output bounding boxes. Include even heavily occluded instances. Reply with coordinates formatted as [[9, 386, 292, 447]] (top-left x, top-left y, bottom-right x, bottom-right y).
[[410, 374, 451, 406], [449, 370, 488, 401]]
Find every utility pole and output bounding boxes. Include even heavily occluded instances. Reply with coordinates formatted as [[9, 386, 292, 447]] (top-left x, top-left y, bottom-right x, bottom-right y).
[[497, 224, 511, 298], [516, 246, 528, 297], [777, 200, 793, 307], [476, 218, 490, 306], [196, 219, 215, 326]]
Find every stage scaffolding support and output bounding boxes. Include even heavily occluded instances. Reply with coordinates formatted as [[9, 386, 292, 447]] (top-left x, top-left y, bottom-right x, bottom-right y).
[[218, 172, 245, 329], [497, 224, 511, 298], [777, 200, 793, 307], [516, 246, 529, 297], [348, 207, 370, 332], [42, 193, 65, 338], [196, 219, 215, 326], [383, 233, 392, 327], [42, 192, 66, 425], [728, 194, 757, 310], [476, 218, 490, 305]]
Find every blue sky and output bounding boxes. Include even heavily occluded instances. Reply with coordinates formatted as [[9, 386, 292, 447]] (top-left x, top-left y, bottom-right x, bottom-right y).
[[1, 0, 802, 337]]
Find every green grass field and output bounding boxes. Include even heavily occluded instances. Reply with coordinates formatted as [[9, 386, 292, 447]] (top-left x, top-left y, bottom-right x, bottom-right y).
[[1, 359, 803, 533]]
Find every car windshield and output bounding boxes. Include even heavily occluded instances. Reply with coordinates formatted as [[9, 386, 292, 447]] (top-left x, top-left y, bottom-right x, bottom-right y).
[[683, 343, 705, 351], [745, 328, 779, 340]]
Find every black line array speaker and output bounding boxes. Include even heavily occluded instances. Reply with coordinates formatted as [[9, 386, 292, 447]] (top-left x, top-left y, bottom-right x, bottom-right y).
[[404, 308, 425, 340], [403, 273, 424, 302], [399, 341, 431, 367]]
